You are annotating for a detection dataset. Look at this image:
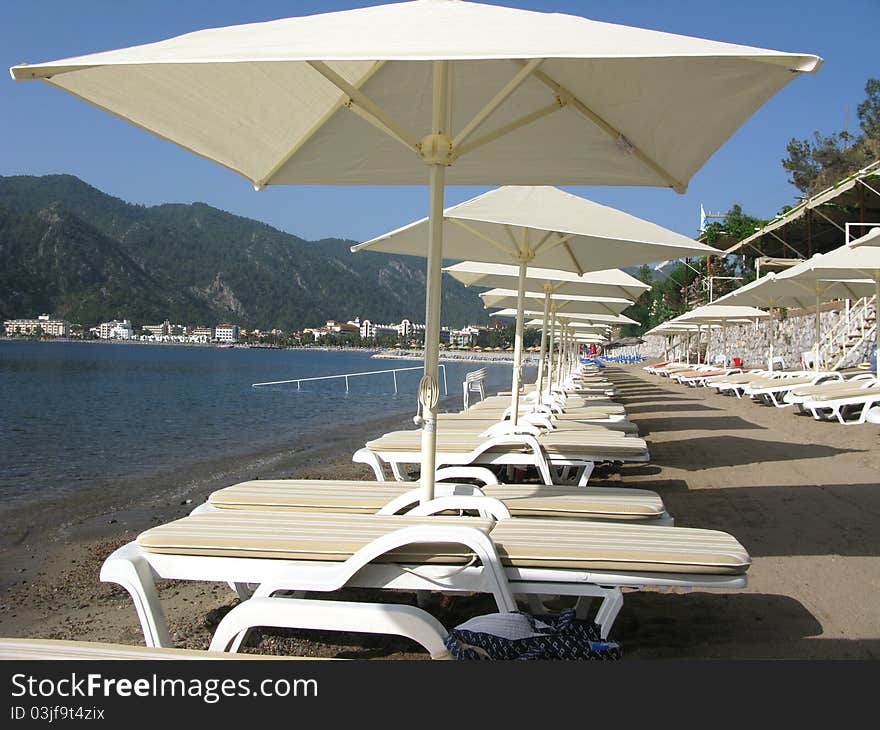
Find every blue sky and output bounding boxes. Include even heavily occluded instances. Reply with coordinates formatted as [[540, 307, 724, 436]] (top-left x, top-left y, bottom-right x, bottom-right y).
[[2, 0, 876, 244]]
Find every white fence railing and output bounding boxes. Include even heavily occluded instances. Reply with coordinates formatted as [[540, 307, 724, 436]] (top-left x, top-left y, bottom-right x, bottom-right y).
[[252, 364, 448, 395]]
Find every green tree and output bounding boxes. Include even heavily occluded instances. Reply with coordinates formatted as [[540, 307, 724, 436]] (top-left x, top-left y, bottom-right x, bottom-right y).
[[781, 77, 879, 195]]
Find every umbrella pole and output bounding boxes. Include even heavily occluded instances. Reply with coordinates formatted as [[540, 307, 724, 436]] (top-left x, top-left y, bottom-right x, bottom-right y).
[[509, 258, 529, 426], [814, 290, 821, 373], [535, 285, 551, 397], [546, 308, 557, 399], [768, 310, 774, 372], [418, 60, 449, 505], [875, 277, 879, 377], [722, 321, 727, 368]]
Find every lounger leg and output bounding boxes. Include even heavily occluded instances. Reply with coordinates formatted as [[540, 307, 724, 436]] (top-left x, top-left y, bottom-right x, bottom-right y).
[[352, 448, 386, 481], [209, 597, 453, 659], [232, 582, 256, 600], [389, 460, 411, 481], [577, 462, 595, 487], [100, 545, 172, 648], [593, 588, 625, 639]]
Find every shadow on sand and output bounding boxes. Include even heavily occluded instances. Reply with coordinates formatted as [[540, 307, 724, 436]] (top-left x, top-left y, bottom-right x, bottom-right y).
[[634, 415, 764, 435], [647, 434, 862, 470]]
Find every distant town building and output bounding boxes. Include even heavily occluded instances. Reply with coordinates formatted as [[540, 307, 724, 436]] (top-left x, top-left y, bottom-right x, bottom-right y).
[[215, 323, 240, 343], [94, 319, 134, 340], [188, 326, 214, 342], [3, 314, 71, 338], [305, 320, 359, 341]]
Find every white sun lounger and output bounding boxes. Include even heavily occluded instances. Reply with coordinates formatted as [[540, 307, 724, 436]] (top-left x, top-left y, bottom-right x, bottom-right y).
[[802, 385, 880, 424], [354, 429, 649, 486], [200, 478, 673, 525], [745, 372, 843, 407], [783, 374, 878, 407], [101, 509, 750, 652]]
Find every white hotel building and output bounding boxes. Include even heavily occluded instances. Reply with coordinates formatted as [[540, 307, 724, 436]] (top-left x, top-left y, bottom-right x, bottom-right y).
[[215, 324, 240, 342]]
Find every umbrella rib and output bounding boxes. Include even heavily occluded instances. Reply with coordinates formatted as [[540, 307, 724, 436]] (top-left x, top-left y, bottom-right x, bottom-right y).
[[448, 219, 519, 257], [561, 240, 585, 275], [453, 101, 562, 160], [257, 60, 387, 188], [527, 66, 688, 194], [306, 60, 420, 152], [453, 58, 544, 148]]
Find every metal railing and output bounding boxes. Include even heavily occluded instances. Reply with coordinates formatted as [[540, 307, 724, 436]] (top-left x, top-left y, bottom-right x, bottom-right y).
[[252, 364, 448, 395]]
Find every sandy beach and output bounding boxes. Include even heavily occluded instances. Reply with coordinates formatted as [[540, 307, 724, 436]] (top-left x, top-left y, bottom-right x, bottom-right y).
[[1, 364, 878, 659]]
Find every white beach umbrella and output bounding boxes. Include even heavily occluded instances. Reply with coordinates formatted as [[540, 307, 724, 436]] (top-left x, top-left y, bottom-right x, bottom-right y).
[[480, 289, 633, 315], [11, 0, 820, 503], [675, 304, 769, 366], [446, 261, 648, 395], [716, 270, 873, 371], [776, 236, 880, 374], [356, 185, 715, 431]]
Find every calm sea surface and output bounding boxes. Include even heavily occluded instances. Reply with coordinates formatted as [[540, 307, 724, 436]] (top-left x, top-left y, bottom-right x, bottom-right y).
[[0, 340, 522, 509]]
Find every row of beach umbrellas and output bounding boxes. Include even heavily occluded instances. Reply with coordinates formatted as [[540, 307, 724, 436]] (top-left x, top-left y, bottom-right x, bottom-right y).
[[648, 228, 880, 374], [11, 0, 821, 503]]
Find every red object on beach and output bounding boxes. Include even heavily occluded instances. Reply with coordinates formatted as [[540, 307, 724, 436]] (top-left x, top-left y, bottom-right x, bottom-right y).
[[733, 357, 743, 367]]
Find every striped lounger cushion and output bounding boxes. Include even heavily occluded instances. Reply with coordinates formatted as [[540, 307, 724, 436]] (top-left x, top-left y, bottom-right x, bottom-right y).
[[207, 480, 667, 520], [137, 512, 750, 575]]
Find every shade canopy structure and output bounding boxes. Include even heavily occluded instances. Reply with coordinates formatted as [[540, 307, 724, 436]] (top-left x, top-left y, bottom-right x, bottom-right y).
[[12, 0, 820, 504], [444, 262, 650, 300], [849, 227, 880, 249], [776, 235, 880, 374], [480, 289, 634, 315]]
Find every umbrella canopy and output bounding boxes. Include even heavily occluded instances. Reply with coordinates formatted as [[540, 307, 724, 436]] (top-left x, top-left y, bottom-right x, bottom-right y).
[[493, 309, 637, 326], [480, 289, 634, 315], [775, 239, 880, 374], [11, 0, 820, 504], [444, 262, 650, 300], [11, 0, 821, 189], [526, 319, 608, 333], [672, 304, 769, 367], [675, 304, 771, 324], [357, 185, 720, 268]]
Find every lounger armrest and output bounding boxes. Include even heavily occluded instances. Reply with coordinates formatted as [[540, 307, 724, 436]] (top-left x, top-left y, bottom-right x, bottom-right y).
[[408, 495, 511, 520], [377, 483, 486, 515]]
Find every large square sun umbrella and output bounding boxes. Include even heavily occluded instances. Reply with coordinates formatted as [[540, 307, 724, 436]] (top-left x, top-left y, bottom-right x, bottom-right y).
[[775, 234, 880, 374], [715, 268, 874, 371], [355, 185, 716, 455], [446, 261, 649, 395], [11, 0, 820, 503], [674, 304, 770, 367]]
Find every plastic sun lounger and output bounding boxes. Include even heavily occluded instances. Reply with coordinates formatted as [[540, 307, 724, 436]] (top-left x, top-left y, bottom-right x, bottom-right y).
[[745, 372, 844, 408], [802, 386, 880, 424], [783, 374, 878, 407], [200, 478, 673, 525], [707, 370, 776, 397], [354, 429, 650, 486], [438, 412, 640, 435], [100, 509, 750, 652], [675, 368, 740, 387]]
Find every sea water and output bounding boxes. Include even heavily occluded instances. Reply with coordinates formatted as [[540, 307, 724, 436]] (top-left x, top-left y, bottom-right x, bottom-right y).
[[0, 340, 524, 510]]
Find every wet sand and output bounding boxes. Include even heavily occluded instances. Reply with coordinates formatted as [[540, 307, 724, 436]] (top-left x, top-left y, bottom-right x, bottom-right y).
[[1, 366, 878, 659]]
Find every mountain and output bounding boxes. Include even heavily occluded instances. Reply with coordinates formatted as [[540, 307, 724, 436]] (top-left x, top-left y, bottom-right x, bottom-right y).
[[0, 175, 487, 330]]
